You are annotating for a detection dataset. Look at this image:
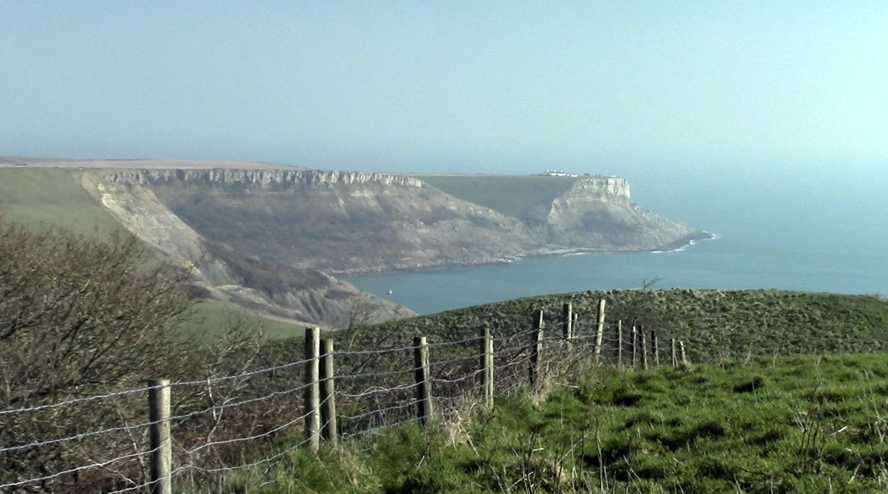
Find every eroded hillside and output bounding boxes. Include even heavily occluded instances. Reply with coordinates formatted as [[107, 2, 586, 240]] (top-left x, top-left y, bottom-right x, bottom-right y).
[[1, 159, 709, 326], [104, 167, 708, 275]]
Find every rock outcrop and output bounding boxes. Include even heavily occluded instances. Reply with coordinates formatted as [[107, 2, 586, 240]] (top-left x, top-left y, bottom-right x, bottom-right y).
[[544, 177, 699, 250]]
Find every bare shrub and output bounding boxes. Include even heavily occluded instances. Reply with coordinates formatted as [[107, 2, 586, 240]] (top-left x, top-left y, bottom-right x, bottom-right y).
[[0, 220, 199, 492]]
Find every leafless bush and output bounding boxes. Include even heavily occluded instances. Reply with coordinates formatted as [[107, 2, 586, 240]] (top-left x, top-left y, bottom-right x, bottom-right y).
[[0, 220, 202, 491]]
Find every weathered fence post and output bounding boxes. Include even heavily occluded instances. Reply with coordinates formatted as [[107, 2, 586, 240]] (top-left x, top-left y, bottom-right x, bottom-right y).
[[631, 326, 638, 368], [481, 327, 494, 407], [147, 379, 172, 494], [652, 330, 660, 367], [679, 340, 689, 366], [529, 309, 544, 386], [641, 325, 649, 370], [594, 299, 607, 365], [414, 336, 434, 425], [617, 320, 623, 368], [562, 303, 573, 344], [671, 338, 677, 367], [304, 327, 321, 452], [319, 338, 337, 445]]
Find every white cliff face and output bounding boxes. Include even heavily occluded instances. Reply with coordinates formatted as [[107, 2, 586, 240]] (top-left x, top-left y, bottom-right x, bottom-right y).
[[565, 176, 631, 200], [106, 169, 423, 189], [545, 176, 698, 250]]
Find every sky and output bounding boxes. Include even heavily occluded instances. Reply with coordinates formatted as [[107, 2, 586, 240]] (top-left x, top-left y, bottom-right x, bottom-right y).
[[2, 1, 887, 184]]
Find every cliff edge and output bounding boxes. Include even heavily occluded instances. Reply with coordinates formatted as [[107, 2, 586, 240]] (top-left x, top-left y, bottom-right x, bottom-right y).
[[103, 167, 708, 274]]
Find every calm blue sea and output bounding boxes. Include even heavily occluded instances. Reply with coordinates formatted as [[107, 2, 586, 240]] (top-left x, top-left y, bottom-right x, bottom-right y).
[[342, 166, 888, 315]]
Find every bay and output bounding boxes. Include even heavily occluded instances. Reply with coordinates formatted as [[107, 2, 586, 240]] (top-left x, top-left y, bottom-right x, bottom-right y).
[[342, 166, 888, 315]]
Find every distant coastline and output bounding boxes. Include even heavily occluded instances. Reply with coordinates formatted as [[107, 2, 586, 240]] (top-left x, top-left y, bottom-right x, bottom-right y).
[[340, 231, 716, 277]]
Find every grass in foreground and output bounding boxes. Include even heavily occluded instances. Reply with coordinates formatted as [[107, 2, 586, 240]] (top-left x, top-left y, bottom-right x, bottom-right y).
[[217, 352, 888, 494]]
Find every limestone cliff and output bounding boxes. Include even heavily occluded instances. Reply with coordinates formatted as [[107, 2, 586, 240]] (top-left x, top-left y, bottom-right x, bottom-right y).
[[80, 170, 413, 328], [107, 168, 423, 188], [98, 167, 707, 275], [134, 169, 538, 274], [544, 177, 699, 250]]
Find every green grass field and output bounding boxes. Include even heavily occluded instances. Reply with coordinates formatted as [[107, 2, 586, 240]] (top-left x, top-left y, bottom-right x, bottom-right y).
[[0, 168, 124, 236], [340, 289, 888, 366], [416, 174, 576, 220], [221, 352, 888, 493]]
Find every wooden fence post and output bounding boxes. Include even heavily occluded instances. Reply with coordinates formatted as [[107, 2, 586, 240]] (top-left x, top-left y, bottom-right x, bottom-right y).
[[304, 327, 320, 452], [529, 309, 544, 386], [617, 320, 623, 368], [652, 330, 660, 367], [679, 340, 689, 366], [671, 338, 677, 367], [414, 336, 434, 425], [631, 326, 638, 368], [641, 325, 649, 370], [148, 379, 171, 494], [481, 327, 494, 407], [594, 299, 607, 365], [562, 303, 573, 344], [319, 338, 337, 445]]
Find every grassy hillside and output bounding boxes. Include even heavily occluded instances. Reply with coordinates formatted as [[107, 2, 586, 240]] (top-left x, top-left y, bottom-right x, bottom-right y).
[[222, 352, 888, 493], [189, 300, 306, 340], [0, 168, 124, 236], [344, 289, 888, 364], [416, 174, 576, 220]]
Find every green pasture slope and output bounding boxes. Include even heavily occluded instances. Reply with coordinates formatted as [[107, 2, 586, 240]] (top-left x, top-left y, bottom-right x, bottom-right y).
[[226, 353, 888, 493], [0, 167, 123, 236], [416, 174, 576, 220], [191, 300, 305, 340], [341, 288, 888, 364]]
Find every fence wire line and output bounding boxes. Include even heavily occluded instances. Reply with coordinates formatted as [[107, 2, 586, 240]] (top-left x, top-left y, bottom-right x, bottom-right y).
[[334, 343, 418, 357], [0, 445, 159, 490], [182, 407, 312, 456], [173, 433, 310, 477], [435, 367, 485, 385], [5, 301, 665, 492], [0, 416, 153, 454], [166, 380, 311, 424], [1, 373, 319, 456], [169, 357, 311, 388], [173, 392, 335, 480], [0, 383, 154, 417], [426, 335, 484, 349], [335, 366, 417, 382], [336, 381, 419, 400]]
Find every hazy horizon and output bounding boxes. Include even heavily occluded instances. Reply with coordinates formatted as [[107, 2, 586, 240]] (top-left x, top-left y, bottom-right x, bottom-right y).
[[2, 2, 887, 184]]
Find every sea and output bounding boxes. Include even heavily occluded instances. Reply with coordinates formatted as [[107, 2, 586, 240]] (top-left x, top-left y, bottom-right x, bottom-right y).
[[342, 165, 888, 315]]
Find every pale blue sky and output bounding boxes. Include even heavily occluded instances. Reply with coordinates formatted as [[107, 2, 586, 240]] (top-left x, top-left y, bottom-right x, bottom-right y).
[[2, 1, 887, 180]]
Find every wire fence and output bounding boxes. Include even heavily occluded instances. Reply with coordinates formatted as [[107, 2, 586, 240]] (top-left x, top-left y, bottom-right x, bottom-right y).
[[0, 299, 689, 493]]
